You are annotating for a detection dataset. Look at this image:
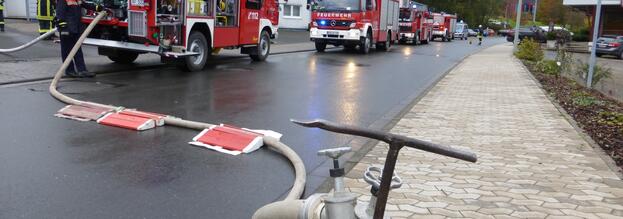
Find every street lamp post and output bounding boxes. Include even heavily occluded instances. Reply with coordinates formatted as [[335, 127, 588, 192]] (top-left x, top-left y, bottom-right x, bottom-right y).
[[587, 0, 602, 88], [513, 0, 523, 51], [533, 0, 538, 23]]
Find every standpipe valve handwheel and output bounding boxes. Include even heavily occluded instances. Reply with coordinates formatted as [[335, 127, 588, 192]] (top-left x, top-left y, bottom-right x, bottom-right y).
[[363, 166, 403, 194]]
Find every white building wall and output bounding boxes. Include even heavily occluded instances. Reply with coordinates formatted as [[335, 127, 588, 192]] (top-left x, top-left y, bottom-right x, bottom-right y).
[[562, 0, 621, 5], [4, 0, 37, 19], [278, 0, 311, 29]]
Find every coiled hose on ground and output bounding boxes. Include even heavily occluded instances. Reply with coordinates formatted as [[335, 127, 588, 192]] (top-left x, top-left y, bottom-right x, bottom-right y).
[[0, 28, 58, 53], [48, 12, 306, 201]]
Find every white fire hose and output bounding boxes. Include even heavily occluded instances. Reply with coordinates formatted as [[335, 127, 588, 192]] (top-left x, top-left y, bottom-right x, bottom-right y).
[[0, 28, 58, 53], [48, 12, 306, 201]]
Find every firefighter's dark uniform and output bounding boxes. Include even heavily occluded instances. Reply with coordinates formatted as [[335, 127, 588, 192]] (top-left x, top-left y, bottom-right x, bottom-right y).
[[38, 0, 55, 35], [56, 0, 99, 77], [0, 0, 5, 32]]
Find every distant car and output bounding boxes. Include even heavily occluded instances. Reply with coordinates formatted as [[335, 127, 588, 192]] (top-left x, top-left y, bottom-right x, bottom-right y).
[[486, 29, 496, 37], [498, 29, 511, 36], [506, 26, 546, 43], [454, 23, 469, 40], [539, 26, 574, 36], [595, 35, 623, 59], [467, 29, 477, 37]]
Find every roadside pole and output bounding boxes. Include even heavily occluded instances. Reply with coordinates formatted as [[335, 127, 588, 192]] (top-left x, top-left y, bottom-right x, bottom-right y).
[[587, 0, 602, 88], [25, 0, 31, 21], [513, 0, 523, 51], [533, 0, 538, 23]]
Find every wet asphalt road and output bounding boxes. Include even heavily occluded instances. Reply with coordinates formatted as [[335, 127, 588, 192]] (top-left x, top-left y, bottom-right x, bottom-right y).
[[0, 37, 505, 218]]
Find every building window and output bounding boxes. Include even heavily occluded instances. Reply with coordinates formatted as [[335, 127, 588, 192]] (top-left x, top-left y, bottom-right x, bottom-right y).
[[283, 4, 301, 18]]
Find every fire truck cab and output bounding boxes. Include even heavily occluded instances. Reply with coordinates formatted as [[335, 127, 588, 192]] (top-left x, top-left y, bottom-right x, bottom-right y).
[[398, 1, 431, 45], [81, 0, 279, 71], [308, 0, 400, 54], [430, 12, 456, 42]]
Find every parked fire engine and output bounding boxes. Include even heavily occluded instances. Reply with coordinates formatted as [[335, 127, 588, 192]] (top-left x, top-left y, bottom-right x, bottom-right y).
[[398, 1, 431, 45], [81, 0, 279, 71], [308, 0, 400, 54], [430, 12, 456, 42]]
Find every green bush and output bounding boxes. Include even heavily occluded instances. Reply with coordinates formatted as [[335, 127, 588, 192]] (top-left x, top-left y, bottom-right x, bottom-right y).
[[598, 111, 623, 127], [537, 60, 561, 76], [571, 91, 600, 107], [546, 31, 556, 41], [515, 38, 544, 62], [572, 28, 590, 42], [576, 63, 613, 86], [556, 49, 573, 75]]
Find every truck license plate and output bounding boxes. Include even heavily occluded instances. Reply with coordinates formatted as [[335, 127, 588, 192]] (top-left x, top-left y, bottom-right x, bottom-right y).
[[327, 31, 339, 36]]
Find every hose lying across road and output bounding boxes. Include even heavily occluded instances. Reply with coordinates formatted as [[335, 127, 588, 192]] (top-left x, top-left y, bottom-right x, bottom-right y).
[[0, 28, 59, 53], [48, 12, 306, 201]]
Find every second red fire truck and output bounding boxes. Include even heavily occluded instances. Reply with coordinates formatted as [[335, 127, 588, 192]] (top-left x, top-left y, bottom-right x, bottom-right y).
[[308, 0, 400, 54], [430, 12, 457, 42], [81, 0, 279, 71], [398, 1, 431, 45]]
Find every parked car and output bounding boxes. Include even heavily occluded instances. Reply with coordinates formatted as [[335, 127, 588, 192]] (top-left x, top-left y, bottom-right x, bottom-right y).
[[486, 28, 496, 37], [454, 23, 469, 40], [596, 35, 623, 59], [498, 29, 511, 36], [467, 29, 477, 37], [506, 26, 546, 43]]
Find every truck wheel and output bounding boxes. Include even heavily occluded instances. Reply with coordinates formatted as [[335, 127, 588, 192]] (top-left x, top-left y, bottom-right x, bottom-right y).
[[108, 52, 139, 64], [250, 30, 271, 61], [442, 37, 446, 42], [619, 52, 623, 60], [359, 31, 372, 54], [182, 31, 210, 71], [377, 32, 391, 51], [315, 42, 327, 52]]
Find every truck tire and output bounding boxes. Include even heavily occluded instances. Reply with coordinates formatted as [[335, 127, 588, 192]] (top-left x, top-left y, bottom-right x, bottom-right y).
[[108, 52, 139, 64], [359, 30, 372, 54], [250, 30, 271, 61], [315, 42, 327, 52], [377, 32, 391, 51], [619, 51, 623, 60], [182, 31, 210, 71]]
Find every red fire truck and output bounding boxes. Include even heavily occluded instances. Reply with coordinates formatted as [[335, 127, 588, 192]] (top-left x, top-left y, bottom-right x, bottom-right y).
[[81, 0, 279, 71], [398, 1, 431, 45], [430, 12, 457, 42], [308, 0, 400, 54]]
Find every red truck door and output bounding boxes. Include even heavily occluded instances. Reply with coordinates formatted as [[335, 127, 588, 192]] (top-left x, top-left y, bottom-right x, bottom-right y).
[[239, 0, 262, 45]]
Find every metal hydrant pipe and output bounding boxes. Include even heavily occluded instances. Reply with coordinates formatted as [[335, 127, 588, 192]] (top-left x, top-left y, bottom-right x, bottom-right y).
[[48, 12, 306, 201], [0, 28, 58, 53]]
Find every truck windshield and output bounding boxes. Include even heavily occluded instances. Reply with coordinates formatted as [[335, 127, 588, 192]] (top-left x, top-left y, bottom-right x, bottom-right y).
[[315, 0, 361, 12], [456, 24, 465, 32], [433, 16, 444, 24], [399, 10, 411, 21]]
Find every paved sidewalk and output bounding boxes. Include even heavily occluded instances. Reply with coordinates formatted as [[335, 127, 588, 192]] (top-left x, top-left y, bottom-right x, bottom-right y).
[[345, 44, 623, 218]]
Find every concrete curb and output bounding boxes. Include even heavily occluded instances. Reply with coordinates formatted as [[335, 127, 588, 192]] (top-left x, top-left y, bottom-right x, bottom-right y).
[[513, 55, 623, 179]]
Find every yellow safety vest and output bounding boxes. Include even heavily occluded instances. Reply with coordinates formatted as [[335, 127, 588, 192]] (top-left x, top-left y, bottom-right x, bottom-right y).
[[0, 0, 5, 10], [38, 0, 54, 20]]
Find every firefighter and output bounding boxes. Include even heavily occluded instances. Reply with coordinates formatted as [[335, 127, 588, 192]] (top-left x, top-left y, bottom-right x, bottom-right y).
[[38, 0, 56, 38], [0, 0, 5, 32], [477, 25, 484, 46], [55, 0, 102, 77]]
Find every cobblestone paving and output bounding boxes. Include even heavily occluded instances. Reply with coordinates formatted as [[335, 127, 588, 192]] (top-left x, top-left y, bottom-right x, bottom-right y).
[[345, 44, 623, 219]]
